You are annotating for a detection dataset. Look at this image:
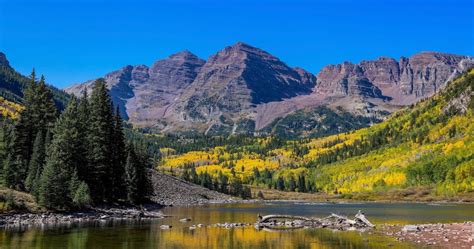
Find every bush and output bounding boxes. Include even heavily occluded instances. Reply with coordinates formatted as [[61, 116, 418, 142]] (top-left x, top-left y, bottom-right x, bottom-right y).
[[72, 182, 91, 208]]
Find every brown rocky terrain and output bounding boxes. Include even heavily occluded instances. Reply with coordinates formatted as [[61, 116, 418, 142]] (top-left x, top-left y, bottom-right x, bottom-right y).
[[380, 222, 474, 249], [65, 43, 473, 136], [149, 170, 234, 206], [66, 51, 205, 121]]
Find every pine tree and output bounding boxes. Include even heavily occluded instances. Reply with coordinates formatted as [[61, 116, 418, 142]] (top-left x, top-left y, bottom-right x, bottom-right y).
[[39, 156, 70, 209], [125, 149, 139, 203], [87, 78, 114, 202], [34, 75, 58, 133], [72, 181, 91, 208], [277, 176, 285, 191], [25, 130, 45, 198], [69, 170, 91, 208], [297, 174, 306, 193], [288, 177, 296, 192], [110, 106, 126, 200], [3, 153, 16, 189], [39, 98, 81, 208], [76, 90, 90, 181], [10, 72, 57, 190]]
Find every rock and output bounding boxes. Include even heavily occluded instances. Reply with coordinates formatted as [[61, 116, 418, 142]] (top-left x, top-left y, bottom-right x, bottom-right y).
[[402, 225, 420, 232], [160, 225, 172, 229], [0, 52, 10, 67], [149, 169, 233, 206], [180, 218, 192, 222]]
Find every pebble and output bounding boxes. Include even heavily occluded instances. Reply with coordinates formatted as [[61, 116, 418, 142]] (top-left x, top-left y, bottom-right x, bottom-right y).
[[160, 225, 172, 229]]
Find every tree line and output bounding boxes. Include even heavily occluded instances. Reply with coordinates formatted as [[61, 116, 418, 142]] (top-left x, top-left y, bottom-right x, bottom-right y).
[[2, 71, 150, 209], [179, 168, 252, 199]]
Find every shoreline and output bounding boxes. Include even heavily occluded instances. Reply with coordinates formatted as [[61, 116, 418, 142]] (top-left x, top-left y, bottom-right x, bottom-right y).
[[2, 203, 473, 248], [2, 198, 472, 229], [379, 222, 474, 249], [0, 206, 168, 229]]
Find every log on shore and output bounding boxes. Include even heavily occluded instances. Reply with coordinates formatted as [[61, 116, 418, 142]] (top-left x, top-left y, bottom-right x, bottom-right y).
[[255, 210, 375, 231]]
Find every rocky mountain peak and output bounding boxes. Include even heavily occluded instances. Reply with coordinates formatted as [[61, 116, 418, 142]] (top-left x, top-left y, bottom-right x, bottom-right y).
[[65, 44, 472, 135], [0, 52, 10, 68], [316, 52, 472, 103], [168, 50, 201, 60]]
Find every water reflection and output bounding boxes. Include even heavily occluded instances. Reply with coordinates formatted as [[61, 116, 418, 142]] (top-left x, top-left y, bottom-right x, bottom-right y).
[[1, 202, 473, 249]]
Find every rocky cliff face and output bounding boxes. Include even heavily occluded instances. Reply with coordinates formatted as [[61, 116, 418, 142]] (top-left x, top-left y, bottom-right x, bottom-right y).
[[316, 52, 473, 105], [66, 51, 205, 122], [172, 42, 316, 124], [65, 44, 473, 136], [0, 52, 10, 68]]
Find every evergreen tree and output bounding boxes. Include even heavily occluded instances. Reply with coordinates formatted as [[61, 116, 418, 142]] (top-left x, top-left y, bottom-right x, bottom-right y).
[[76, 90, 90, 181], [72, 181, 91, 208], [3, 153, 16, 189], [9, 72, 57, 190], [110, 106, 126, 200], [39, 99, 81, 208], [125, 149, 140, 203], [288, 176, 296, 192], [87, 78, 114, 202], [276, 176, 285, 191], [69, 169, 91, 208], [230, 177, 243, 196], [25, 130, 45, 198], [297, 174, 306, 193]]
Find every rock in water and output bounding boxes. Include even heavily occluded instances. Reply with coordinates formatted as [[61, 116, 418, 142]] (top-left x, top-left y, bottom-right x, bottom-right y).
[[160, 225, 172, 229], [180, 218, 192, 222], [402, 225, 420, 232]]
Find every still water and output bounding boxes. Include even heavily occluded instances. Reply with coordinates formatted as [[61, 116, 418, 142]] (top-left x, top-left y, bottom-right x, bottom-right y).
[[1, 202, 473, 249]]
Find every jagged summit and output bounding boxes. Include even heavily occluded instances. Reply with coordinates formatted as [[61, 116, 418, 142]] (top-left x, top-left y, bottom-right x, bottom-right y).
[[168, 50, 200, 60], [64, 43, 473, 135], [0, 52, 10, 68]]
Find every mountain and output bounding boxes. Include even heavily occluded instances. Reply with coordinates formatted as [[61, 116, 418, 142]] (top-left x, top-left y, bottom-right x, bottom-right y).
[[162, 42, 317, 134], [315, 52, 474, 104], [65, 43, 473, 137], [0, 52, 70, 111], [157, 69, 474, 200], [66, 51, 205, 120]]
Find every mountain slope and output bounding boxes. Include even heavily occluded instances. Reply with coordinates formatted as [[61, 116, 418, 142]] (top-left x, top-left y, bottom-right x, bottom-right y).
[[156, 69, 474, 200], [65, 44, 473, 138], [66, 51, 205, 121], [160, 42, 317, 134], [306, 68, 474, 197], [0, 52, 70, 111]]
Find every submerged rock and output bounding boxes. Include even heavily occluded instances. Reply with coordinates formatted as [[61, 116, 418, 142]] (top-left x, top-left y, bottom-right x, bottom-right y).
[[402, 225, 420, 232], [180, 218, 192, 222]]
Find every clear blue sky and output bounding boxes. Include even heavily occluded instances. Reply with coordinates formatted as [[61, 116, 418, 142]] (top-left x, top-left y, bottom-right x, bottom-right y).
[[1, 0, 473, 88]]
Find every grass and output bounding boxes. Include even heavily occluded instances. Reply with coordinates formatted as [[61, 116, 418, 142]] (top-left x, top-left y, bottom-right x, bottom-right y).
[[0, 187, 41, 213]]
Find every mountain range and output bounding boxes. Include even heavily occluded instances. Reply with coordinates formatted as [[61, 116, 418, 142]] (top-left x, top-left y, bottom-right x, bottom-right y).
[[6, 43, 474, 137]]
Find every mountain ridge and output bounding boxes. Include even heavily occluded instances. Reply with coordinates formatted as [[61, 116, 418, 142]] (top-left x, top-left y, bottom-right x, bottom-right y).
[[60, 44, 474, 137]]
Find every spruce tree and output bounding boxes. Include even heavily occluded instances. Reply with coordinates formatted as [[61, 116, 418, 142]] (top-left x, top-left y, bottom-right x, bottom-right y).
[[10, 72, 57, 190], [69, 169, 91, 208], [39, 98, 81, 208], [76, 90, 90, 180], [125, 149, 139, 203], [111, 106, 126, 200], [3, 153, 16, 189], [87, 78, 114, 202], [25, 130, 45, 198]]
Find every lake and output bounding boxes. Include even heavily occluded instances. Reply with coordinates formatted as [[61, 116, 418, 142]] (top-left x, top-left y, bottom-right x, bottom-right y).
[[1, 202, 473, 249]]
